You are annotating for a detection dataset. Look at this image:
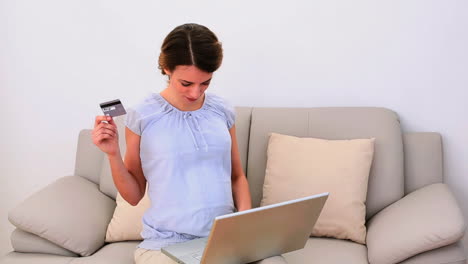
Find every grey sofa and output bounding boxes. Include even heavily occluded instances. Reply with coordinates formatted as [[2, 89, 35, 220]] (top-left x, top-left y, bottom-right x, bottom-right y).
[[1, 107, 466, 264]]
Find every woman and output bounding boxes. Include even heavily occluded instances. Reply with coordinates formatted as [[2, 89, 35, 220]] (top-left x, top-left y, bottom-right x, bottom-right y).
[[92, 23, 286, 264]]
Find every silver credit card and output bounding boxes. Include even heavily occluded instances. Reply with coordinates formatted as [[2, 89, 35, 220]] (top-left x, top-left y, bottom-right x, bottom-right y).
[[100, 99, 127, 117]]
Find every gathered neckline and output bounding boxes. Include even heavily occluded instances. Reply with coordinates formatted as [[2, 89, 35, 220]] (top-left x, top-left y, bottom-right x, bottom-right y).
[[152, 92, 209, 114]]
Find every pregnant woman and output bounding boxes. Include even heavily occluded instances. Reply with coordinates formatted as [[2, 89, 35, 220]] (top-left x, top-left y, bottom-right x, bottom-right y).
[[92, 23, 286, 264]]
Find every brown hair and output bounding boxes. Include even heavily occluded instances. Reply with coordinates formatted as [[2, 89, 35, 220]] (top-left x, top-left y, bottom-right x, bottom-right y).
[[158, 23, 223, 76]]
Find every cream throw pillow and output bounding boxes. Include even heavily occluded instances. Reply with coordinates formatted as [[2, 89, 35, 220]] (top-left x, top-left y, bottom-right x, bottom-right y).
[[260, 133, 375, 244], [105, 186, 150, 242]]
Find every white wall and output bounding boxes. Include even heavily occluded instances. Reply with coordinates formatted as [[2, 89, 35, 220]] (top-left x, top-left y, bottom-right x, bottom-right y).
[[1, 0, 467, 258]]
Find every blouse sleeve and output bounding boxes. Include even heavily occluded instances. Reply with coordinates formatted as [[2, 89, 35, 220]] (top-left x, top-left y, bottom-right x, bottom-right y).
[[124, 106, 142, 136], [209, 93, 236, 129], [224, 99, 236, 129]]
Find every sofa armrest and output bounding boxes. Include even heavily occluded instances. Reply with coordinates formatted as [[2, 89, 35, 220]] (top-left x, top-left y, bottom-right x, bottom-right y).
[[366, 183, 465, 264], [8, 175, 116, 257]]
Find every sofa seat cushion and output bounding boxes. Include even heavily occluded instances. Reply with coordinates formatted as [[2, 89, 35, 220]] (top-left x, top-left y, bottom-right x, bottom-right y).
[[68, 241, 139, 264], [0, 241, 139, 264], [399, 241, 466, 264], [283, 237, 368, 264], [0, 252, 74, 264]]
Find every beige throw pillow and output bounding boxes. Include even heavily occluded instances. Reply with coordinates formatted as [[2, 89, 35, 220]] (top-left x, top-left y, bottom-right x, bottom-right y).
[[260, 133, 375, 244], [105, 186, 150, 242]]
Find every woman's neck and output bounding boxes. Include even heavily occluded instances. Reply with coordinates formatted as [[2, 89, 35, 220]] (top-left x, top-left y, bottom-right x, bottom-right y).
[[160, 89, 205, 112]]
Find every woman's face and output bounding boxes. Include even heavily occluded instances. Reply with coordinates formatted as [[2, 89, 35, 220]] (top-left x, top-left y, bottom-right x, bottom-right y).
[[165, 65, 213, 106]]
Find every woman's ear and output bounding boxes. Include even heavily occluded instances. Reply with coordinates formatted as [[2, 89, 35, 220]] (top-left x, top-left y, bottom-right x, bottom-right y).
[[163, 68, 171, 76]]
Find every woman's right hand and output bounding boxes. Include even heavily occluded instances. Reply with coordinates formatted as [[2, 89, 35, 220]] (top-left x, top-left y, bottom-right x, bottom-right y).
[[92, 115, 120, 156]]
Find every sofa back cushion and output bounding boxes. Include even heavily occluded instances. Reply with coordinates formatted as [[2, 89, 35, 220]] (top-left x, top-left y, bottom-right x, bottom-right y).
[[403, 132, 444, 194], [247, 107, 404, 219], [94, 106, 404, 219]]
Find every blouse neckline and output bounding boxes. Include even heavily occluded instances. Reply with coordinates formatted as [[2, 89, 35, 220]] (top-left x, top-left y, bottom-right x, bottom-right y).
[[153, 92, 209, 114]]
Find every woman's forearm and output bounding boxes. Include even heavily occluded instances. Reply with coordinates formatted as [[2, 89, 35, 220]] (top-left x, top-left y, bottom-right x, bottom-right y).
[[232, 174, 252, 211], [108, 152, 142, 206]]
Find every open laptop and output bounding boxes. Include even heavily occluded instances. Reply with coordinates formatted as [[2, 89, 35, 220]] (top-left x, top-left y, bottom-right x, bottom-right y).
[[161, 192, 329, 264]]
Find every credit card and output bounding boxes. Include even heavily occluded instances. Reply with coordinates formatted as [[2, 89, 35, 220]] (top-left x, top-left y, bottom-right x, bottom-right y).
[[100, 99, 127, 117]]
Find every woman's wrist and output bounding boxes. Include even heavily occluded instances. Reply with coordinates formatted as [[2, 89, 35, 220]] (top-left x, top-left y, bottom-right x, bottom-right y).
[[237, 205, 252, 212], [107, 150, 122, 160]]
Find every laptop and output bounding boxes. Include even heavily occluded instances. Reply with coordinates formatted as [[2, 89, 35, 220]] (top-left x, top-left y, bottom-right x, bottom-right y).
[[161, 192, 329, 264]]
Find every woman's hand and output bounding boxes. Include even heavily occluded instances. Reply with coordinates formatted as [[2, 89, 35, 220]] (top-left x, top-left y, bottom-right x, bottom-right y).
[[92, 115, 120, 156]]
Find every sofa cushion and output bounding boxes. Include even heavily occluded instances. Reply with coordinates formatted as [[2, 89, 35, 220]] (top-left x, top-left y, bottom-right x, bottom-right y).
[[8, 176, 116, 257], [399, 241, 466, 264], [11, 228, 78, 257], [247, 107, 404, 219], [283, 237, 368, 264], [0, 252, 74, 264], [105, 186, 150, 242], [74, 129, 104, 185], [367, 183, 466, 264], [261, 133, 375, 244], [69, 241, 139, 264]]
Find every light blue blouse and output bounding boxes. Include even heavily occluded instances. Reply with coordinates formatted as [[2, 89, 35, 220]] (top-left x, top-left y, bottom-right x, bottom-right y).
[[124, 91, 236, 250]]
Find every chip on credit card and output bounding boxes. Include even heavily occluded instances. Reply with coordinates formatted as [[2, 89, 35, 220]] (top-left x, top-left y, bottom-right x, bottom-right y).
[[100, 99, 127, 117]]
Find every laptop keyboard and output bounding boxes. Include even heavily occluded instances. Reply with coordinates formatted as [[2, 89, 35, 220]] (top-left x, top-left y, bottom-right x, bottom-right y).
[[191, 253, 203, 260]]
